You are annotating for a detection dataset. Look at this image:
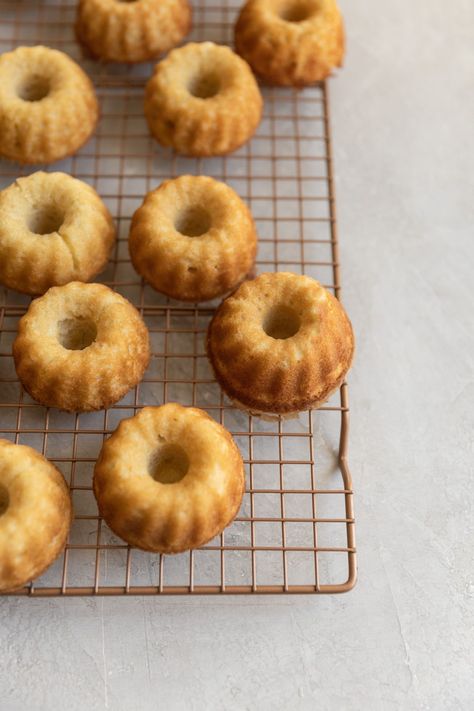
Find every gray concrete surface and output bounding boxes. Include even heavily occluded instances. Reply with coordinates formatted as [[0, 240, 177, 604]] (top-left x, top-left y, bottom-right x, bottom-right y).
[[1, 0, 473, 708]]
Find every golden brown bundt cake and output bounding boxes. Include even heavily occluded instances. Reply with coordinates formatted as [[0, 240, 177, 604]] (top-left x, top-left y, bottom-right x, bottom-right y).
[[129, 175, 258, 302], [0, 439, 72, 593], [76, 0, 192, 63], [94, 404, 245, 554], [144, 42, 263, 156], [0, 46, 98, 164], [13, 282, 150, 412], [0, 172, 115, 295], [235, 0, 344, 86], [207, 272, 354, 415]]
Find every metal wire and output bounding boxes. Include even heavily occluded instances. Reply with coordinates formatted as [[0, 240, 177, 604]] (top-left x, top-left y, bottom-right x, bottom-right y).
[[0, 0, 356, 595]]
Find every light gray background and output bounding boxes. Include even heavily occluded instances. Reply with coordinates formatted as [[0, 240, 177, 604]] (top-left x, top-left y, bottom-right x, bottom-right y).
[[1, 0, 473, 708]]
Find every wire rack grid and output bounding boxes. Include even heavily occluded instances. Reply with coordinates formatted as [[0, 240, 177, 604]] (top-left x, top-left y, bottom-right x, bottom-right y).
[[0, 0, 356, 595]]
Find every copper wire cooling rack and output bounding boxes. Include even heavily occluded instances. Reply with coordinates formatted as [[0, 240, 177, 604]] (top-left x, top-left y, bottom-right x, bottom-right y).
[[0, 0, 356, 595]]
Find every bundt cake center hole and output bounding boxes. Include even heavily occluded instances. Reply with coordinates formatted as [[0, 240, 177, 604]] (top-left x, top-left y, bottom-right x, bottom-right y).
[[175, 206, 212, 237], [58, 317, 98, 351], [18, 74, 51, 102], [188, 72, 221, 99], [263, 305, 301, 339], [28, 205, 64, 235], [149, 444, 190, 485], [279, 1, 313, 22], [0, 485, 9, 517]]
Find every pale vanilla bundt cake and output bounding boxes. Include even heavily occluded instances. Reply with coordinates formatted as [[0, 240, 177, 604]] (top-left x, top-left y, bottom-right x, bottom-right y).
[[0, 46, 98, 164], [13, 282, 150, 412], [76, 0, 192, 63], [129, 175, 257, 302], [144, 42, 263, 156], [0, 439, 72, 593], [235, 0, 344, 86], [94, 404, 244, 554], [0, 172, 115, 295], [207, 272, 354, 415]]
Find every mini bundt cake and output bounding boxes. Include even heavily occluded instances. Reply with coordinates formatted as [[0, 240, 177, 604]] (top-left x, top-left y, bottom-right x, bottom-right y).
[[94, 404, 245, 554], [144, 42, 263, 156], [235, 0, 345, 86], [0, 172, 115, 295], [0, 46, 98, 164], [129, 175, 257, 302], [0, 439, 72, 593], [13, 282, 150, 412], [207, 272, 354, 415], [76, 0, 192, 63]]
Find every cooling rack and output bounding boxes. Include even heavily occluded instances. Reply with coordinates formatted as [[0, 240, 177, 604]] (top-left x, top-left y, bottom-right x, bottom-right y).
[[0, 0, 356, 595]]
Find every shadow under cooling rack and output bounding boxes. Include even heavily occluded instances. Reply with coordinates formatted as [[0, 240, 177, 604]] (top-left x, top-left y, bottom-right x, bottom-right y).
[[0, 0, 356, 595]]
